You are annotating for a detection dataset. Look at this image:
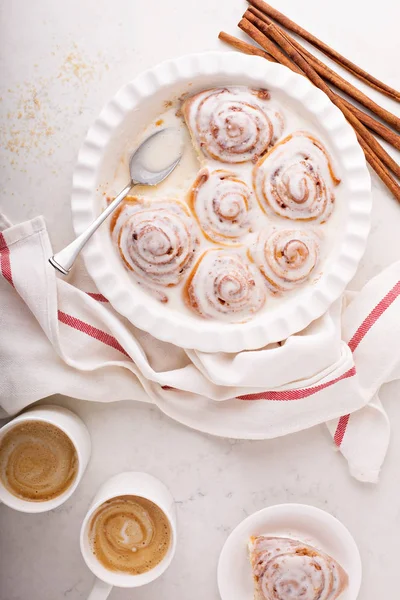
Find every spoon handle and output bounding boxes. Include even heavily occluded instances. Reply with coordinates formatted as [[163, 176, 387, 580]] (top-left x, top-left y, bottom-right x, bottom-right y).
[[49, 183, 134, 275]]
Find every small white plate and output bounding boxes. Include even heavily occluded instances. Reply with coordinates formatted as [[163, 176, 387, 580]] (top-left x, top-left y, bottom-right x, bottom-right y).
[[218, 503, 362, 600]]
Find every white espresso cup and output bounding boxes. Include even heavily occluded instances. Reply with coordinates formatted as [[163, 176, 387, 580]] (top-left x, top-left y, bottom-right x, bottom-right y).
[[80, 472, 177, 599], [0, 404, 91, 513]]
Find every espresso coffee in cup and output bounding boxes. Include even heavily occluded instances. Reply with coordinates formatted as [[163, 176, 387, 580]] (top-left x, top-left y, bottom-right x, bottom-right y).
[[0, 419, 78, 502], [89, 495, 171, 575], [81, 472, 176, 597]]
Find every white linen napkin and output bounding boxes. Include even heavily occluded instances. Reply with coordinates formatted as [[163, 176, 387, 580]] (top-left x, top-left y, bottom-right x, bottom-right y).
[[1, 214, 399, 483]]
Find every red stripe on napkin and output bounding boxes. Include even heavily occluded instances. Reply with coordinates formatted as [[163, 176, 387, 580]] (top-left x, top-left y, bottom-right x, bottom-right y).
[[86, 292, 109, 302], [334, 278, 400, 445], [58, 310, 130, 358], [237, 367, 356, 401], [348, 280, 400, 352], [333, 414, 350, 446], [0, 232, 14, 287]]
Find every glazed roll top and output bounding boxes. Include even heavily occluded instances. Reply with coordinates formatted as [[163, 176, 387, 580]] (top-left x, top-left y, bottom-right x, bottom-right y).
[[249, 536, 348, 600], [248, 229, 319, 292], [183, 87, 284, 163], [111, 198, 199, 290], [188, 168, 255, 245], [253, 131, 340, 222], [184, 249, 266, 322]]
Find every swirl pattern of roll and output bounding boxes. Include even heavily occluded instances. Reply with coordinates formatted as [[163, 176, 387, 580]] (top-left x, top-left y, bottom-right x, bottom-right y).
[[111, 198, 199, 293], [248, 229, 319, 292], [253, 131, 340, 222], [249, 536, 349, 600], [184, 249, 266, 322], [182, 87, 284, 163], [188, 168, 255, 245]]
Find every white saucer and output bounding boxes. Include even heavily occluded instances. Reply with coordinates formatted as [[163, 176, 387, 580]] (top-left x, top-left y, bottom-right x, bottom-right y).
[[217, 503, 362, 600]]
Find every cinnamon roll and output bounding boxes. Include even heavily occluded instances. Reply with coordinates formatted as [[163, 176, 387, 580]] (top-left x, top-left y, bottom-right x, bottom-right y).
[[248, 229, 319, 292], [253, 131, 340, 222], [110, 198, 199, 296], [188, 168, 255, 245], [184, 249, 266, 322], [182, 87, 284, 163], [249, 536, 348, 600]]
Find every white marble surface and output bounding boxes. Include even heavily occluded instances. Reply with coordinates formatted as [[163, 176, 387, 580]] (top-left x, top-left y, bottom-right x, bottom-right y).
[[0, 1, 399, 598]]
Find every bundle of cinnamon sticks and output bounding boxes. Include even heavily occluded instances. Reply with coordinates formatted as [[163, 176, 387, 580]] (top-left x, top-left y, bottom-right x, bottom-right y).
[[219, 0, 400, 203]]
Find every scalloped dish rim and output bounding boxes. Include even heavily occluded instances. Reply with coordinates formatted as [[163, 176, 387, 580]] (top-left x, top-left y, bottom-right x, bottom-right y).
[[71, 51, 372, 352]]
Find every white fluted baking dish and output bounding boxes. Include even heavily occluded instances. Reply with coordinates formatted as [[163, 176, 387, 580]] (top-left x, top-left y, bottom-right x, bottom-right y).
[[71, 51, 371, 352]]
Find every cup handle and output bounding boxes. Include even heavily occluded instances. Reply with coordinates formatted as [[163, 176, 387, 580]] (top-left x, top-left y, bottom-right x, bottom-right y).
[[87, 578, 113, 600]]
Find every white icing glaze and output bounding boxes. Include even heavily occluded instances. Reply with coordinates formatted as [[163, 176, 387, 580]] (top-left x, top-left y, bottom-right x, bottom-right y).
[[109, 91, 343, 322], [188, 167, 255, 245], [111, 198, 199, 297], [183, 87, 284, 163], [248, 229, 319, 292], [138, 127, 183, 173], [253, 131, 340, 223], [249, 536, 348, 600], [185, 249, 266, 322]]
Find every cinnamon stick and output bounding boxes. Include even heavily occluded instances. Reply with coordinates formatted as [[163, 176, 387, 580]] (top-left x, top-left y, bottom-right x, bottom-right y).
[[362, 145, 400, 203], [238, 18, 302, 74], [245, 8, 400, 133], [218, 31, 275, 61], [264, 22, 400, 182], [247, 0, 400, 102], [339, 98, 400, 150]]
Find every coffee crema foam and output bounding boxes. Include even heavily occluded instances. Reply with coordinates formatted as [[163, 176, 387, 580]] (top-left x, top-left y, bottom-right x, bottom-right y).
[[0, 420, 78, 501], [89, 495, 171, 575]]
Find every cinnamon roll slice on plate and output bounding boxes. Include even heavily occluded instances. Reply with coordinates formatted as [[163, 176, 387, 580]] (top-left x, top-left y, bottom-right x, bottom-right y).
[[249, 536, 348, 600], [217, 503, 361, 600], [253, 131, 340, 223], [182, 87, 284, 163], [248, 229, 319, 292], [111, 197, 199, 300], [188, 167, 255, 245], [184, 249, 266, 322]]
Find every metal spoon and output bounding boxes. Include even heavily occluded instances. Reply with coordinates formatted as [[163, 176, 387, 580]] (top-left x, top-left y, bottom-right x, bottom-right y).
[[49, 128, 182, 275]]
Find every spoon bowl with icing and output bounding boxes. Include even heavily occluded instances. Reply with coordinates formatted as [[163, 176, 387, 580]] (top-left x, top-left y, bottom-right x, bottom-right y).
[[49, 128, 182, 275]]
